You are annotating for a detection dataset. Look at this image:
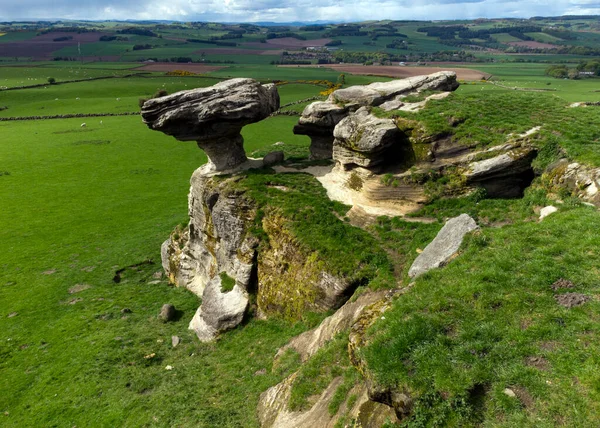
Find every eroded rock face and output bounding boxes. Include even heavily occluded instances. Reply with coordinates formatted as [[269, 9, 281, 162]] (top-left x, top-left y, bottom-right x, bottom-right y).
[[408, 213, 478, 278], [162, 172, 258, 297], [294, 72, 459, 160], [141, 78, 279, 173], [188, 275, 249, 342], [544, 160, 600, 207], [333, 107, 404, 170], [464, 146, 538, 198]]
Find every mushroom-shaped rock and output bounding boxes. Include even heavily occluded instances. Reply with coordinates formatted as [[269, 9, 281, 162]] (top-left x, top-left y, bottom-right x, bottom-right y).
[[188, 275, 249, 342], [141, 78, 279, 173], [293, 101, 348, 160], [333, 107, 403, 170]]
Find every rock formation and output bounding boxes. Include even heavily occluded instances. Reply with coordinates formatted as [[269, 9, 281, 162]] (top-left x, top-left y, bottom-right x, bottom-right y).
[[141, 78, 279, 173], [408, 214, 479, 278], [294, 71, 459, 159], [332, 107, 405, 170], [544, 159, 600, 207]]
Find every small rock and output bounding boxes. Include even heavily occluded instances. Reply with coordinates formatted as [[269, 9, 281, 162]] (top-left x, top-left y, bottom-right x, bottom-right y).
[[152, 271, 163, 279], [165, 365, 173, 370], [7, 312, 18, 318], [503, 388, 516, 398], [254, 368, 267, 376], [159, 304, 176, 322], [144, 353, 156, 359], [263, 151, 285, 167], [539, 206, 558, 220], [171, 336, 181, 348]]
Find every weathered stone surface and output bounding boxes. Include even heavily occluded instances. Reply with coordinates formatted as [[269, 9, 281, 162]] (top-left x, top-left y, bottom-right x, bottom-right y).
[[408, 214, 479, 278], [159, 304, 176, 322], [141, 78, 279, 172], [464, 146, 537, 198], [161, 173, 258, 297], [333, 107, 403, 170], [188, 275, 249, 342], [171, 335, 181, 348], [544, 160, 600, 207]]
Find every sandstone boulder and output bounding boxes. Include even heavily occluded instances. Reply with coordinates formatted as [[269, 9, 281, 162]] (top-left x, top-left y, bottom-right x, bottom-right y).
[[408, 214, 478, 278], [188, 275, 249, 342], [141, 78, 279, 173], [332, 107, 403, 170]]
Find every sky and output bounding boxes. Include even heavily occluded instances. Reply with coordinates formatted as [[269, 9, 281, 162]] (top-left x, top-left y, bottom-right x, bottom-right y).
[[1, 0, 599, 23]]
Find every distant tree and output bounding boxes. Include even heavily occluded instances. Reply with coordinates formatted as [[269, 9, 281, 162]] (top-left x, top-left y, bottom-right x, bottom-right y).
[[47, 77, 56, 84]]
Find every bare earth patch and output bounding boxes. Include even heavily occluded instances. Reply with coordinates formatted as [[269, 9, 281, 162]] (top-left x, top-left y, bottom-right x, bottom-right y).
[[134, 63, 226, 73], [555, 293, 590, 308], [279, 64, 490, 81]]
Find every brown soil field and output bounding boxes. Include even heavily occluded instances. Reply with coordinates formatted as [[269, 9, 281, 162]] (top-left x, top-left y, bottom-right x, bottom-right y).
[[508, 41, 556, 49], [134, 63, 226, 73], [0, 32, 108, 59], [279, 64, 490, 81]]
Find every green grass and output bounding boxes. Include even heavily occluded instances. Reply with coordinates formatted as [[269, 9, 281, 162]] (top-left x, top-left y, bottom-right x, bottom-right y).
[[362, 205, 600, 426], [0, 65, 139, 88]]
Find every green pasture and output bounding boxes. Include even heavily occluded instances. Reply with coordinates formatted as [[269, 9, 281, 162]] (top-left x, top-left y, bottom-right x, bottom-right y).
[[0, 65, 139, 88]]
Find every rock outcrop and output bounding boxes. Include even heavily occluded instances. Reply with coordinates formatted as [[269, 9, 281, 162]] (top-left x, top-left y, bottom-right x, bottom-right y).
[[544, 159, 600, 207], [294, 71, 459, 160], [141, 78, 279, 173], [332, 107, 405, 170], [258, 290, 399, 428], [408, 214, 479, 278]]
